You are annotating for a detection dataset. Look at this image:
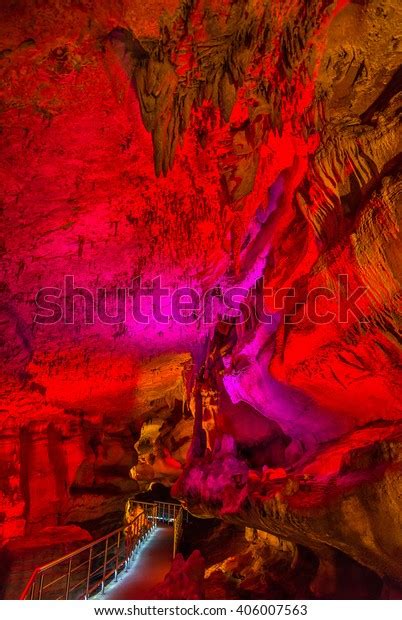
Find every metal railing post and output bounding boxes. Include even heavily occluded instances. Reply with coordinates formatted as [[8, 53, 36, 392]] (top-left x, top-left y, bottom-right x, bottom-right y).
[[101, 537, 109, 593], [114, 531, 121, 580], [65, 557, 72, 600], [125, 527, 130, 571], [85, 547, 93, 599], [38, 573, 44, 600]]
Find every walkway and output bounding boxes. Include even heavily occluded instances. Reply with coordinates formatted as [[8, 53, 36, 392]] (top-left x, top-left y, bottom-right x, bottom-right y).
[[94, 526, 173, 600]]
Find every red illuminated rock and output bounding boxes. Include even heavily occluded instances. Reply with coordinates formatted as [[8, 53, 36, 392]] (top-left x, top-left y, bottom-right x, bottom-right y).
[[0, 0, 401, 599]]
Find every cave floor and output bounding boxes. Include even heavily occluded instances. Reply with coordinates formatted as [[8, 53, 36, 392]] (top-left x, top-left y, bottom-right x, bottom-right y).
[[93, 526, 174, 600]]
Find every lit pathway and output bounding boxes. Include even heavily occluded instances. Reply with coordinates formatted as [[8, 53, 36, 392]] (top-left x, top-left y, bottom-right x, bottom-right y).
[[93, 526, 173, 600]]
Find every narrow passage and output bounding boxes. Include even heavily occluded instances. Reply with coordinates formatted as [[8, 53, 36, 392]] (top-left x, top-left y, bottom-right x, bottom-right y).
[[95, 526, 173, 600]]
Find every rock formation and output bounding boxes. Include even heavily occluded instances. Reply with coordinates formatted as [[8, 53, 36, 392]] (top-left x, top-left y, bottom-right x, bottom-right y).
[[0, 0, 401, 599]]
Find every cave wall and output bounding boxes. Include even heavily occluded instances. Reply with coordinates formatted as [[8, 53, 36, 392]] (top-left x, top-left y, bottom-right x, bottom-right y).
[[0, 0, 401, 599]]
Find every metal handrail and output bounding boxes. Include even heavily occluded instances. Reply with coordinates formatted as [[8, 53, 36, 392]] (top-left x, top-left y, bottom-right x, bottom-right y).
[[128, 499, 189, 523], [20, 504, 157, 600], [20, 500, 188, 600]]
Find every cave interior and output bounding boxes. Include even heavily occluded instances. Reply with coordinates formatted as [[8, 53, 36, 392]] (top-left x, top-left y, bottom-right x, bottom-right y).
[[0, 0, 401, 601]]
